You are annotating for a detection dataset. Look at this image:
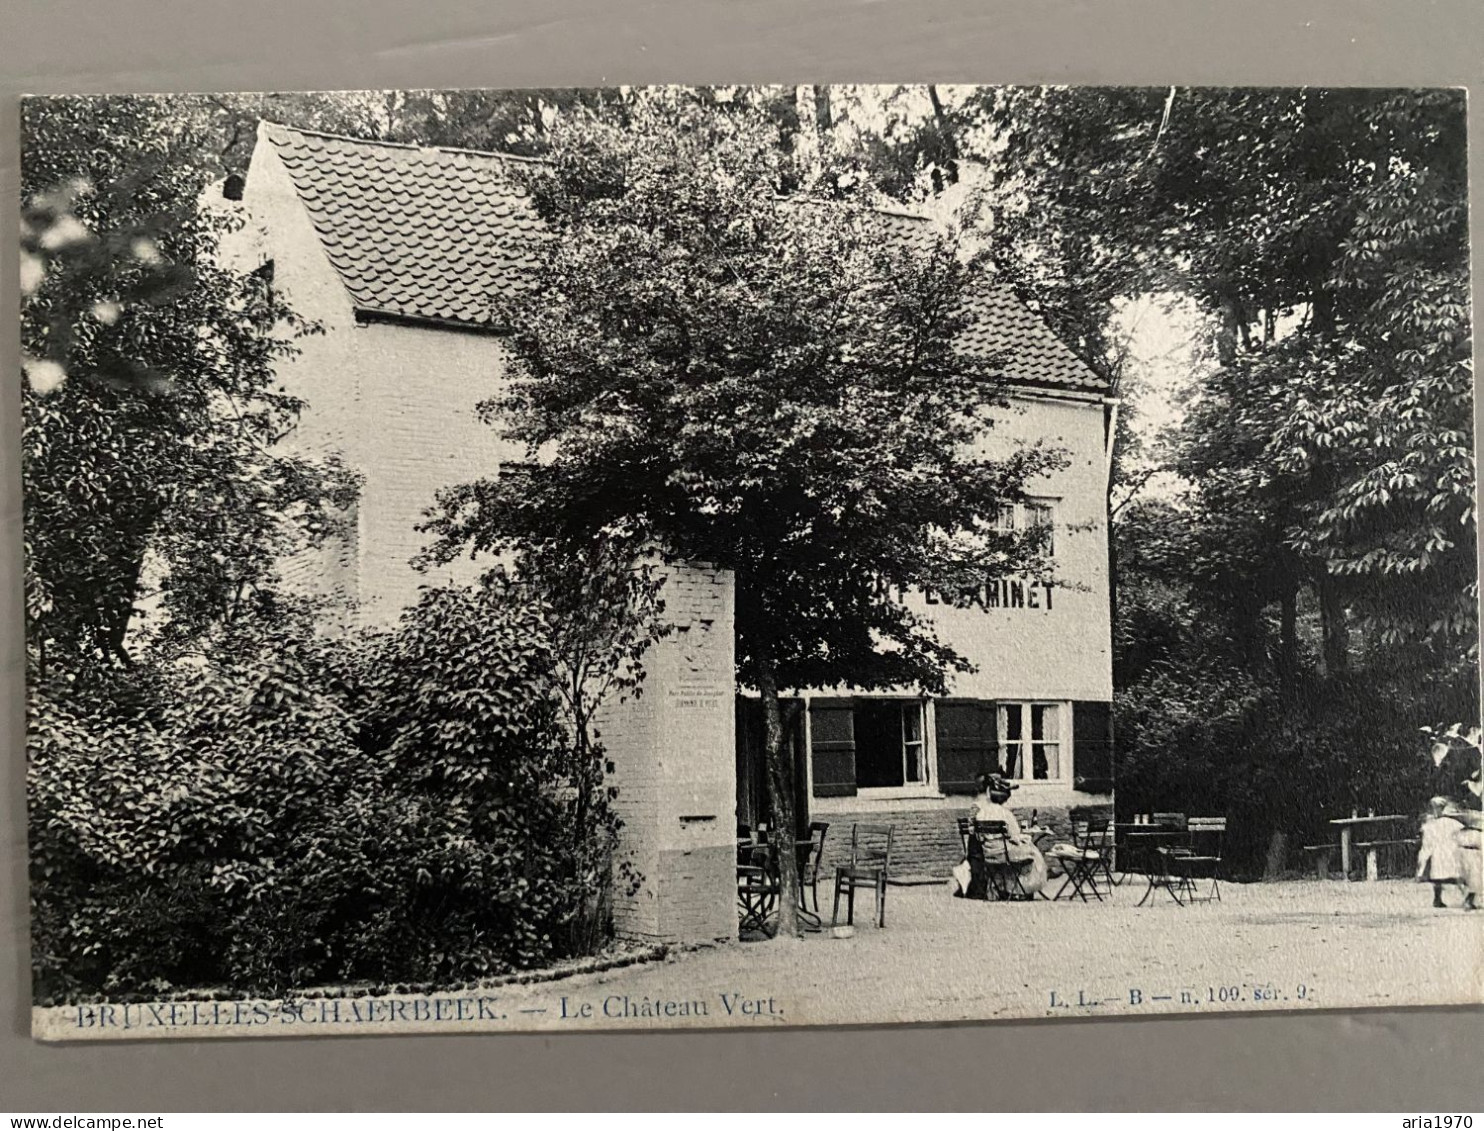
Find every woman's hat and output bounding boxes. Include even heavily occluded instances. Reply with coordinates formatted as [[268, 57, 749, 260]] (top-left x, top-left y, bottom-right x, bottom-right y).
[[979, 772, 1019, 793]]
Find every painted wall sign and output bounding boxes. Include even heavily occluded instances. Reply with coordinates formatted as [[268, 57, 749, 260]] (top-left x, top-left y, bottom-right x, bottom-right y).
[[874, 577, 1057, 612], [926, 578, 1056, 611]]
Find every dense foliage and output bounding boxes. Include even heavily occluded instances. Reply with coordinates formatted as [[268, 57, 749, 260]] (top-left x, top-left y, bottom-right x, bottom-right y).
[[21, 95, 360, 675], [920, 87, 1479, 872], [30, 585, 624, 1003], [23, 92, 644, 998]]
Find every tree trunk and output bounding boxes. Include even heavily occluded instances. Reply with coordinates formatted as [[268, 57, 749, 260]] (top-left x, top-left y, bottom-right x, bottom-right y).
[[794, 86, 829, 183], [812, 85, 833, 134], [1312, 286, 1335, 335], [1263, 829, 1288, 880], [1277, 583, 1299, 695], [1216, 292, 1241, 367], [757, 663, 801, 939], [1318, 574, 1349, 676]]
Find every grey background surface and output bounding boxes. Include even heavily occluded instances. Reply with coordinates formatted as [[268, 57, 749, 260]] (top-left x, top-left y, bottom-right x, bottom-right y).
[[3, 0, 1482, 1112]]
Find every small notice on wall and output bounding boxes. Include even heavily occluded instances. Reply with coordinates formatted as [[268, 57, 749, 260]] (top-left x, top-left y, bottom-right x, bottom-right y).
[[668, 683, 727, 711]]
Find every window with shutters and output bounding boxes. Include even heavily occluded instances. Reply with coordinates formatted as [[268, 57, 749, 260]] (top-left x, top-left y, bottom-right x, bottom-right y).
[[998, 701, 1069, 782], [808, 697, 937, 798]]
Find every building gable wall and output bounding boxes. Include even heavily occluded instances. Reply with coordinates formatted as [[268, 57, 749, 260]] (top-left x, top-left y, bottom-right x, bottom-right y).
[[244, 137, 737, 944], [928, 391, 1114, 703]]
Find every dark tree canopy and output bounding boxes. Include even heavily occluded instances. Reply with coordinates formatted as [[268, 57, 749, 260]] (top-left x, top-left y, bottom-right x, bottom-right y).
[[425, 95, 1064, 934], [21, 95, 359, 674], [427, 95, 1061, 697], [973, 87, 1474, 664]]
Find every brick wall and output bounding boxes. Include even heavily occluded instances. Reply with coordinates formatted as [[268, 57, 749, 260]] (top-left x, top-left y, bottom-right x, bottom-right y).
[[599, 563, 737, 945], [814, 797, 1114, 881]]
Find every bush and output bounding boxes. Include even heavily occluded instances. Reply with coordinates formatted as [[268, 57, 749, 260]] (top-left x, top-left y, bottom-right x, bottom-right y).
[[29, 583, 629, 1003], [1115, 662, 1478, 878]]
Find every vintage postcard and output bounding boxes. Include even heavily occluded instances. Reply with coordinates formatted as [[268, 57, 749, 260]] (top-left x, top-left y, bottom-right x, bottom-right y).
[[20, 86, 1480, 1041]]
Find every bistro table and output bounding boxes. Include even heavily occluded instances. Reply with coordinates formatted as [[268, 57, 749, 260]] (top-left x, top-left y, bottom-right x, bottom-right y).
[[735, 838, 823, 933], [1120, 827, 1191, 906], [1328, 813, 1411, 881]]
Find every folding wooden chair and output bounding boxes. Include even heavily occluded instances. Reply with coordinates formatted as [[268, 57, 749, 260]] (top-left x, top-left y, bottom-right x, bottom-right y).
[[1167, 816, 1225, 903], [736, 845, 780, 935], [973, 819, 1035, 901], [832, 823, 894, 928], [1050, 812, 1114, 901], [798, 821, 830, 914]]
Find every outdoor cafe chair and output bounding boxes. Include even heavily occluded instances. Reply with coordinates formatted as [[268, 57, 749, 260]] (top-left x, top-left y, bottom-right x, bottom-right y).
[[1166, 816, 1226, 904], [832, 823, 895, 928], [737, 852, 780, 935], [1050, 811, 1114, 901], [973, 819, 1035, 900], [799, 821, 830, 914], [955, 815, 987, 900]]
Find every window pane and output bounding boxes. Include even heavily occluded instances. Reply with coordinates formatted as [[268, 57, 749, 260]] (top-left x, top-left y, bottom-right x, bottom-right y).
[[1032, 704, 1059, 742], [902, 704, 923, 744], [1005, 743, 1024, 779], [904, 741, 924, 783], [1035, 742, 1061, 780], [902, 703, 924, 783], [1028, 502, 1055, 555], [1004, 705, 1023, 742]]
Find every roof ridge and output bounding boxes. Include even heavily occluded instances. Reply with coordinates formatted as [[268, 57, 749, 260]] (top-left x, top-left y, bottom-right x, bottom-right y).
[[264, 122, 933, 201], [262, 119, 543, 165]]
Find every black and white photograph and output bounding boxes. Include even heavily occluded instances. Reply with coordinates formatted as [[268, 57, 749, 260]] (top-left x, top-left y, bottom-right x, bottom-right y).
[[19, 84, 1480, 1040]]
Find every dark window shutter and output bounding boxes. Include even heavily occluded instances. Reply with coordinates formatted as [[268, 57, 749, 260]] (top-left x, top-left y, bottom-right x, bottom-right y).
[[1073, 700, 1114, 793], [783, 697, 809, 835], [809, 697, 857, 797], [735, 696, 766, 829], [935, 699, 997, 795]]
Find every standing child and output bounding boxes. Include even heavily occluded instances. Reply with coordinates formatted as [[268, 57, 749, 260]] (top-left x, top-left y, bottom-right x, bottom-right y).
[[1417, 796, 1480, 910]]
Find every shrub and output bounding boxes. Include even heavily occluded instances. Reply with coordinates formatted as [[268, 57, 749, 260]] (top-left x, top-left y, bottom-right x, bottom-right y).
[[29, 582, 631, 1003], [1115, 663, 1478, 878]]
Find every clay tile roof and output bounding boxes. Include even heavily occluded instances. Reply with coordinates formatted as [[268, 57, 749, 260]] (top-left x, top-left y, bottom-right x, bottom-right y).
[[260, 122, 1107, 394], [857, 207, 1106, 392], [262, 122, 548, 326]]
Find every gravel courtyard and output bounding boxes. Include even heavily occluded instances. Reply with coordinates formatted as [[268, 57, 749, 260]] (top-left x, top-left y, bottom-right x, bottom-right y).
[[34, 876, 1482, 1040], [486, 876, 1483, 1031]]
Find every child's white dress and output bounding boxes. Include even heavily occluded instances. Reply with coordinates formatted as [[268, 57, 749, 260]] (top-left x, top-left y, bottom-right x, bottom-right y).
[[1418, 813, 1482, 902]]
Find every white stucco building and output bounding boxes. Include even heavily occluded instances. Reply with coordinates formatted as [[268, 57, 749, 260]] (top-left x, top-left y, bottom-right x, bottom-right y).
[[232, 120, 1116, 940]]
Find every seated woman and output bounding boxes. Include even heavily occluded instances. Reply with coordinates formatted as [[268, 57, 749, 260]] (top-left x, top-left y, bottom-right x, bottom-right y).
[[954, 773, 1048, 899]]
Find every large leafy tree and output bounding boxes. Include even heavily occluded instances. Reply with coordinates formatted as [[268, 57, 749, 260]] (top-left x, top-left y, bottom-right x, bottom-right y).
[[943, 86, 1475, 868], [972, 86, 1473, 666], [427, 95, 1060, 935], [21, 95, 359, 676]]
